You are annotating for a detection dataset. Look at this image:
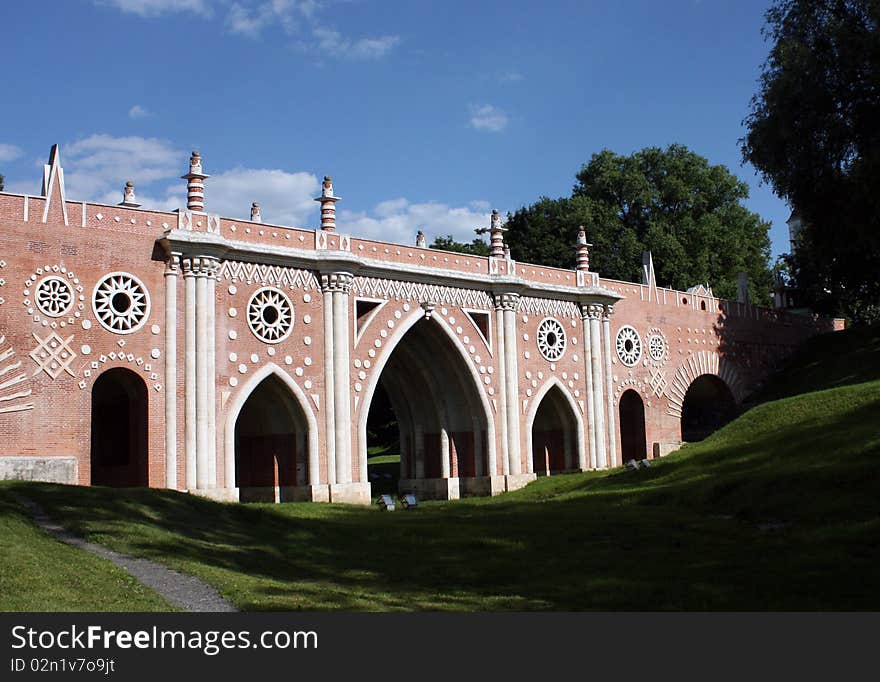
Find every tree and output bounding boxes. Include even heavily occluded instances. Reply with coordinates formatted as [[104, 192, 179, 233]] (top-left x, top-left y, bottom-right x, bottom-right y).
[[429, 234, 490, 256], [505, 145, 773, 304], [0, 174, 4, 192], [741, 0, 880, 321]]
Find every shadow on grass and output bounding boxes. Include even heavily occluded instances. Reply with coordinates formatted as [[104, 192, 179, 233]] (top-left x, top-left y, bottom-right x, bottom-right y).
[[6, 379, 880, 611]]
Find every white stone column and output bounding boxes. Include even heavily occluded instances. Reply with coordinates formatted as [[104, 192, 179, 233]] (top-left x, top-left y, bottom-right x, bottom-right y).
[[494, 305, 509, 476], [206, 259, 218, 487], [603, 304, 618, 468], [331, 273, 353, 485], [500, 293, 521, 476], [580, 306, 596, 470], [164, 255, 179, 489], [440, 428, 451, 478], [587, 303, 607, 468], [195, 260, 209, 489], [183, 258, 197, 490], [321, 277, 336, 486]]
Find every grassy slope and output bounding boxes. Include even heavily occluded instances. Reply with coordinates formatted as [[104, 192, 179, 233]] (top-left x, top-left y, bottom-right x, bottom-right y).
[[4, 327, 879, 611], [0, 488, 173, 611]]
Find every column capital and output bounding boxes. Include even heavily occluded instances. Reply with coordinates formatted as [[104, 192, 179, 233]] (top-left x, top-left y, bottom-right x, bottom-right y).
[[603, 302, 615, 319], [582, 302, 604, 320], [182, 255, 220, 278], [164, 253, 181, 276], [320, 271, 353, 294], [494, 292, 520, 312]]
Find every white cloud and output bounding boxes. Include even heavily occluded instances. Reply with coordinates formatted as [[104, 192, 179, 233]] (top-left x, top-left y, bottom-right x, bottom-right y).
[[227, 0, 301, 38], [500, 71, 523, 82], [128, 104, 152, 119], [341, 198, 493, 246], [206, 167, 320, 225], [311, 25, 399, 60], [469, 104, 508, 133], [98, 0, 211, 17], [0, 143, 23, 163], [62, 135, 182, 202]]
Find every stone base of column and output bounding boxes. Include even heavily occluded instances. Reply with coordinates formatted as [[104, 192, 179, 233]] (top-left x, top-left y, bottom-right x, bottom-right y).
[[504, 473, 537, 492], [190, 487, 239, 503], [459, 475, 507, 497], [399, 477, 460, 500], [329, 482, 372, 505]]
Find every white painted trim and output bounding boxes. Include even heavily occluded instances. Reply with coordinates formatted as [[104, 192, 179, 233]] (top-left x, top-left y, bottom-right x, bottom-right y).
[[223, 362, 320, 494], [356, 308, 497, 482], [524, 377, 586, 473], [462, 307, 493, 357], [353, 296, 388, 346]]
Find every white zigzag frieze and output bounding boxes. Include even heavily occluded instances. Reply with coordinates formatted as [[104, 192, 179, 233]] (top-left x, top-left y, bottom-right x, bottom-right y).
[[519, 296, 580, 319], [220, 261, 319, 289], [351, 277, 493, 309]]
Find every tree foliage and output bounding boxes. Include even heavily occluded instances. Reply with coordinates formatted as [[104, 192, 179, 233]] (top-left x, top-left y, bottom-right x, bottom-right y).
[[0, 174, 4, 192], [741, 0, 880, 321], [504, 145, 773, 304], [429, 234, 490, 256]]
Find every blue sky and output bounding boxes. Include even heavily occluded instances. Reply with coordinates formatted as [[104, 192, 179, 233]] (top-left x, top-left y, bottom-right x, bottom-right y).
[[0, 0, 793, 260]]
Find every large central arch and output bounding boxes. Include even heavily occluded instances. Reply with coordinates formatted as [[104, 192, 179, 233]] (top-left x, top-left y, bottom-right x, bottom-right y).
[[357, 310, 496, 499], [223, 363, 320, 502]]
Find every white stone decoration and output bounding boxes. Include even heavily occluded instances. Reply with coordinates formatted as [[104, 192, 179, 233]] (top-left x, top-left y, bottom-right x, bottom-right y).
[[246, 287, 293, 343], [645, 326, 669, 367], [350, 276, 493, 309], [0, 335, 34, 413], [220, 261, 319, 289], [536, 318, 567, 361], [92, 272, 150, 334], [519, 296, 580, 319], [35, 276, 74, 317], [29, 331, 77, 379], [615, 325, 642, 367]]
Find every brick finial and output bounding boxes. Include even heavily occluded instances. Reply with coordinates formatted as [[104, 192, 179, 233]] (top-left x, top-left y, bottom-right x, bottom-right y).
[[118, 180, 141, 208], [489, 209, 506, 258], [250, 202, 261, 223], [575, 226, 591, 271], [181, 150, 209, 211], [314, 175, 340, 231]]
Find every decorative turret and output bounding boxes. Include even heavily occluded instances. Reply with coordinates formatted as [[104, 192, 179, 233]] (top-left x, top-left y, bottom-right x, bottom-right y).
[[118, 181, 141, 208], [314, 175, 340, 231], [181, 150, 209, 211], [489, 209, 506, 259], [250, 202, 261, 223], [575, 226, 591, 271]]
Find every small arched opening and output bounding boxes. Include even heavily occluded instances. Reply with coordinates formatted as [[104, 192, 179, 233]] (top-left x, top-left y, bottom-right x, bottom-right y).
[[90, 367, 149, 487], [618, 389, 647, 464], [531, 384, 578, 476], [234, 374, 309, 502], [681, 375, 737, 442]]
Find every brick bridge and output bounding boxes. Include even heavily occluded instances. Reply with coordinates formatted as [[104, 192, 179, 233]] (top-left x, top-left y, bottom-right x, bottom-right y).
[[0, 146, 841, 503]]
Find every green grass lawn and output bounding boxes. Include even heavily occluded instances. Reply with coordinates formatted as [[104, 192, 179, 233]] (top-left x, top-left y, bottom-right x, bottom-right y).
[[0, 488, 173, 611], [3, 327, 879, 611]]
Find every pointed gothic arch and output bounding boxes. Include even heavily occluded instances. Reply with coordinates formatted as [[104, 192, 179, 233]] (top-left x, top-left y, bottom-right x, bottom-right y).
[[223, 363, 319, 501], [525, 378, 585, 475], [356, 308, 497, 498]]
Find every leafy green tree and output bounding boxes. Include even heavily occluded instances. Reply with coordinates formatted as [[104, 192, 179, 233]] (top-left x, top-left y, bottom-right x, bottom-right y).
[[0, 174, 4, 192], [741, 0, 880, 321], [505, 145, 773, 304], [429, 234, 490, 256]]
